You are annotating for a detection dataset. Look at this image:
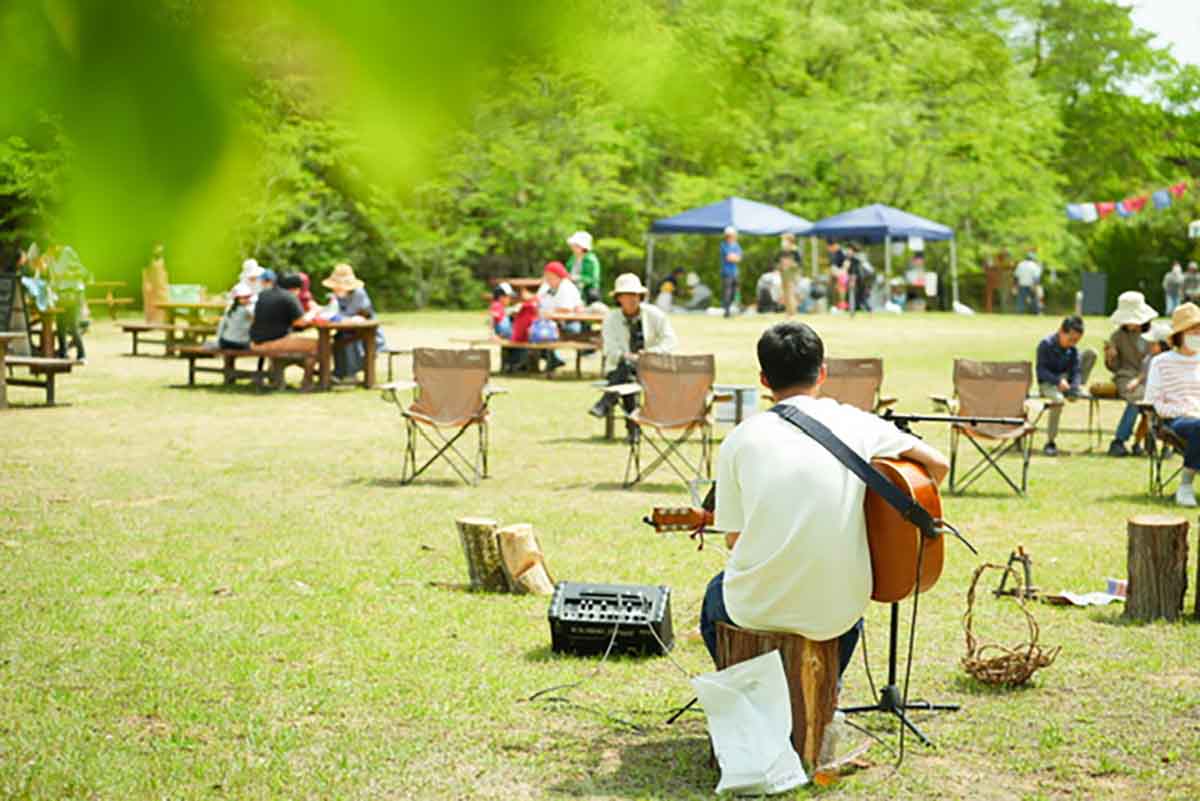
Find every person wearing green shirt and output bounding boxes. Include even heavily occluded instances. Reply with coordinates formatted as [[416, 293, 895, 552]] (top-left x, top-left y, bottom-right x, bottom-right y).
[[567, 230, 602, 303]]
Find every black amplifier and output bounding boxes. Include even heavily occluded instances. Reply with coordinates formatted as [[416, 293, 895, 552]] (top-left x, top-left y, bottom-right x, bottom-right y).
[[548, 581, 674, 656]]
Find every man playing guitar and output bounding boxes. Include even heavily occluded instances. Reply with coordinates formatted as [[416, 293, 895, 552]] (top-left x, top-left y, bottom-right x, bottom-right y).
[[700, 323, 950, 676]]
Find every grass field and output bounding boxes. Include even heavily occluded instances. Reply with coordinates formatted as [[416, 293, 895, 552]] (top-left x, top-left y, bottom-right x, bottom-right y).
[[2, 310, 1198, 801]]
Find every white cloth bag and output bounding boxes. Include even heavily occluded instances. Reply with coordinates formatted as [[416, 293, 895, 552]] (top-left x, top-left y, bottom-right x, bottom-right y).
[[691, 650, 808, 795]]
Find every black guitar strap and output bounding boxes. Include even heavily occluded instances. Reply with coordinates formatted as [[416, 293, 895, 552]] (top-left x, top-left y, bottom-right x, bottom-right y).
[[769, 403, 940, 539]]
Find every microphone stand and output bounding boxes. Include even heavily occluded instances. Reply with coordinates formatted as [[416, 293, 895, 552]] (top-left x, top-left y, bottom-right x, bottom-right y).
[[839, 601, 958, 745]]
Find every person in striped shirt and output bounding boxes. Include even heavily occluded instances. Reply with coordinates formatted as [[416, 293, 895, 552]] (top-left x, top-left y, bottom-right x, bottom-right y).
[[1144, 303, 1200, 507]]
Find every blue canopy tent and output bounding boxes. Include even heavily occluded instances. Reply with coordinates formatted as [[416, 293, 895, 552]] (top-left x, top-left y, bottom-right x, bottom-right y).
[[645, 196, 812, 281], [807, 203, 959, 304]]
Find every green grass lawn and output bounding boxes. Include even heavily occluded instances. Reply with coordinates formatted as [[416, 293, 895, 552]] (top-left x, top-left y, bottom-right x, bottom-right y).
[[2, 310, 1198, 800]]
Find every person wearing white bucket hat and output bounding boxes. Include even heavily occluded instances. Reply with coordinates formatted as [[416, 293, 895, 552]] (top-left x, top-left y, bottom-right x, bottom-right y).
[[1144, 303, 1200, 506], [566, 231, 602, 303], [588, 273, 677, 442], [1102, 291, 1158, 456]]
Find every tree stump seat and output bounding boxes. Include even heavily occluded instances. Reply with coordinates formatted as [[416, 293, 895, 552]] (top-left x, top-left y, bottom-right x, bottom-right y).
[[1123, 515, 1189, 623], [714, 623, 841, 772]]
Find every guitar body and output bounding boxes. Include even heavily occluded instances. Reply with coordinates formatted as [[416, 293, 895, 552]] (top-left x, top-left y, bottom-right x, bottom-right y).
[[866, 458, 944, 603]]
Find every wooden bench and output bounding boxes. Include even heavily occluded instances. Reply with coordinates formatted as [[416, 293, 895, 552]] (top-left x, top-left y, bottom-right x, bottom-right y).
[[4, 355, 77, 405], [177, 346, 312, 390], [122, 322, 216, 356], [449, 337, 604, 379]]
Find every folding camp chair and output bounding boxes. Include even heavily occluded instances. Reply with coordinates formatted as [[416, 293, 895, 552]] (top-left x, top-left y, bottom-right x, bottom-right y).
[[381, 348, 506, 486], [1138, 401, 1185, 497], [819, 357, 898, 413], [620, 353, 721, 489], [931, 359, 1051, 496]]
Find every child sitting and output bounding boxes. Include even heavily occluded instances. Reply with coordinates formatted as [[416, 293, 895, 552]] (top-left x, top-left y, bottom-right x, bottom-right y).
[[489, 283, 514, 338], [504, 286, 540, 373], [216, 283, 255, 349]]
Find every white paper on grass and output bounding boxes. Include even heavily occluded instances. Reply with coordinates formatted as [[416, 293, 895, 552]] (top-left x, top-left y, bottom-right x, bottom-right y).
[[691, 650, 808, 795]]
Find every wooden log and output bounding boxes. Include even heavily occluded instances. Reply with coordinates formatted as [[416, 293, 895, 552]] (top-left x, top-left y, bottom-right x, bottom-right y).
[[714, 623, 840, 772], [1123, 515, 1189, 623], [454, 517, 507, 592], [496, 524, 555, 595]]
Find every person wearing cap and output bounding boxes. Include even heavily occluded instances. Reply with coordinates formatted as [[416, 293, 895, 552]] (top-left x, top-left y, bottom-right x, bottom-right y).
[[566, 231, 602, 304], [535, 261, 583, 370], [215, 282, 255, 350], [230, 258, 265, 304], [719, 226, 742, 318], [683, 271, 713, 311], [589, 273, 677, 442], [1103, 291, 1158, 456], [1036, 315, 1097, 457], [296, 272, 317, 312], [1163, 261, 1184, 315], [1144, 303, 1200, 506], [489, 282, 515, 337], [259, 269, 277, 293], [1013, 251, 1042, 314], [250, 272, 319, 389], [653, 268, 685, 312], [323, 263, 387, 381]]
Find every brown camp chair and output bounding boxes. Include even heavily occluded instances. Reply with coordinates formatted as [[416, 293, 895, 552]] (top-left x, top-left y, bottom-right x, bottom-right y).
[[931, 359, 1050, 496], [382, 348, 506, 486], [619, 353, 722, 489], [1137, 401, 1185, 497], [819, 357, 898, 413]]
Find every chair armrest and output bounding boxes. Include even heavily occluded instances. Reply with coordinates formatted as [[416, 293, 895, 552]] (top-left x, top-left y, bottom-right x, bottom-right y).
[[602, 382, 643, 397], [483, 384, 508, 398], [380, 379, 418, 392], [710, 391, 735, 404], [875, 396, 899, 412], [1135, 400, 1155, 410], [929, 394, 957, 414]]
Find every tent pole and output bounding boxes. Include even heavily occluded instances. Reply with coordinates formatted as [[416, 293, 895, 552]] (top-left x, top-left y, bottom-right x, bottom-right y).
[[645, 234, 655, 285], [951, 238, 959, 307], [810, 236, 818, 278], [884, 235, 891, 277]]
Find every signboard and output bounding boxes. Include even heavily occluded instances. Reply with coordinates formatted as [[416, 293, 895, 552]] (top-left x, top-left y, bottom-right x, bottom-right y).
[[0, 273, 16, 332]]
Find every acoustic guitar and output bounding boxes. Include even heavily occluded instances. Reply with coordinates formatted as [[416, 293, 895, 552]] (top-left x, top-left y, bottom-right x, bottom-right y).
[[645, 457, 944, 604]]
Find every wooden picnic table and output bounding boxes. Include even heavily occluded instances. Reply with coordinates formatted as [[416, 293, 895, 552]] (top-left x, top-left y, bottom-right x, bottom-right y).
[[159, 300, 227, 327], [296, 318, 381, 392], [496, 277, 543, 291], [87, 281, 133, 321], [0, 332, 23, 409], [545, 311, 605, 325]]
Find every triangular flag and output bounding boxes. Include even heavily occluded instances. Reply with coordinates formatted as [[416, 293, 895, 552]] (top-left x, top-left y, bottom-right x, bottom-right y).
[[1152, 190, 1172, 209], [1170, 181, 1188, 199], [1096, 201, 1116, 219], [1116, 201, 1133, 218], [1079, 203, 1098, 222], [1124, 195, 1148, 212], [1067, 204, 1087, 221]]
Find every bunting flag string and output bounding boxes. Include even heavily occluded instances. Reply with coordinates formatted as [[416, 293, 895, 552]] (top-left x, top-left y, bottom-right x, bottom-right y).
[[1066, 180, 1190, 223]]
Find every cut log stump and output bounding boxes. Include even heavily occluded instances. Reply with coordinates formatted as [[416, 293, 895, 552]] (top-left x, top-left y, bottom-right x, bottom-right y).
[[714, 623, 840, 772], [455, 517, 508, 592], [1123, 515, 1189, 623], [497, 523, 555, 595]]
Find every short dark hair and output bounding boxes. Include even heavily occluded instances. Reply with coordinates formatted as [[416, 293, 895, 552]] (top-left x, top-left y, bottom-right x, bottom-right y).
[[1061, 315, 1084, 334], [757, 322, 824, 391], [278, 273, 303, 290]]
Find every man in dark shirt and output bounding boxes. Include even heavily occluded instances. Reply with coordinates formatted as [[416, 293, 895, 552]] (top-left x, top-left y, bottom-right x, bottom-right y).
[[845, 243, 872, 315], [250, 272, 318, 389], [1036, 315, 1097, 456]]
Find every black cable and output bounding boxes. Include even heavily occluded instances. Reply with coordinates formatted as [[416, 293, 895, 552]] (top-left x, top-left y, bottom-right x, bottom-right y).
[[896, 532, 927, 770], [860, 618, 878, 702], [526, 620, 621, 703]]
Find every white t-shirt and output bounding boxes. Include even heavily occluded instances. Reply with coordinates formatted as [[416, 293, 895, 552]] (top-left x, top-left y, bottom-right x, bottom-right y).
[[537, 279, 582, 313], [1014, 260, 1041, 287], [716, 394, 920, 641], [1144, 350, 1200, 419]]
